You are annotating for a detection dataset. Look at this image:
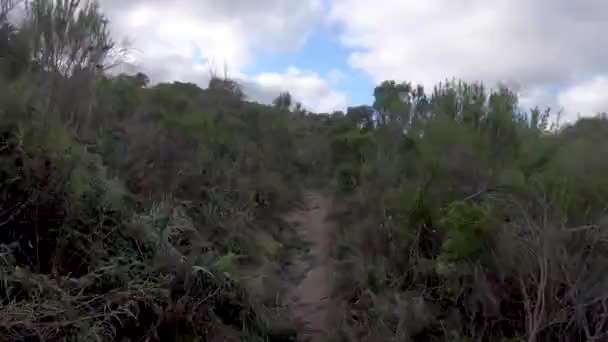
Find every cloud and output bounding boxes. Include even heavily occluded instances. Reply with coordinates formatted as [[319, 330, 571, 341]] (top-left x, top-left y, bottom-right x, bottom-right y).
[[330, 0, 608, 99], [98, 0, 342, 111], [244, 67, 348, 113], [327, 68, 349, 84], [558, 76, 608, 121], [100, 0, 608, 117], [518, 87, 557, 111], [100, 0, 324, 72], [114, 54, 214, 87]]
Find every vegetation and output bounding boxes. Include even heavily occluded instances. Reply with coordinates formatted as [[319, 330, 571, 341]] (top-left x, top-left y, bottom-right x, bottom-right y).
[[326, 80, 608, 342], [1, 1, 608, 341], [0, 1, 312, 340]]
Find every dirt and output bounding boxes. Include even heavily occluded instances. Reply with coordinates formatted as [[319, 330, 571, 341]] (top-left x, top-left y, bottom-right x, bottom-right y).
[[283, 191, 335, 342]]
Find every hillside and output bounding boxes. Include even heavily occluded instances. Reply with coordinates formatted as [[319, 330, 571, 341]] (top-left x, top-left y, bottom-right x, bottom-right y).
[[2, 1, 608, 342]]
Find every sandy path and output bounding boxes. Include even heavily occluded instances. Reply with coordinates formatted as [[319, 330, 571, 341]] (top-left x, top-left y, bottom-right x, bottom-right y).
[[283, 191, 334, 342]]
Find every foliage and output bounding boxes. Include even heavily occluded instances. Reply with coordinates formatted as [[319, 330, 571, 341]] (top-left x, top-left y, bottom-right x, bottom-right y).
[[3, 1, 608, 341], [273, 91, 292, 111], [0, 2, 313, 340], [24, 0, 117, 75], [326, 78, 608, 342]]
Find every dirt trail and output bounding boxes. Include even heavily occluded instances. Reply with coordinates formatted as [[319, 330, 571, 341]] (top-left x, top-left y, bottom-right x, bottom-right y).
[[283, 191, 335, 342]]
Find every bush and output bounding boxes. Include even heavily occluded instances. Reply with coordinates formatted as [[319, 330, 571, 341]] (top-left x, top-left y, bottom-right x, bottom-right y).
[[327, 79, 608, 342]]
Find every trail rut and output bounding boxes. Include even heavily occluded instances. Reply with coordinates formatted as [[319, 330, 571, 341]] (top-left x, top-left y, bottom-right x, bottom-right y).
[[283, 191, 334, 342]]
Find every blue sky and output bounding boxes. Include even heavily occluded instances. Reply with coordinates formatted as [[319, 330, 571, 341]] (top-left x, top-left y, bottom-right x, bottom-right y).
[[186, 24, 376, 111], [103, 0, 608, 120], [244, 29, 375, 107]]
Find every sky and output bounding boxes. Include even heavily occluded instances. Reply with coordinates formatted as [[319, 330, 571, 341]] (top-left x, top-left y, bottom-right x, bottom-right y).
[[99, 0, 608, 121]]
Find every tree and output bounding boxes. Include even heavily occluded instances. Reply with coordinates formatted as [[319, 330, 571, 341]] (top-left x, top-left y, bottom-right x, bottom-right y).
[[373, 80, 412, 125], [208, 75, 244, 100], [0, 1, 31, 79], [117, 72, 150, 88], [24, 0, 115, 76], [345, 105, 375, 129], [293, 101, 305, 114], [273, 91, 292, 110], [528, 106, 550, 132], [0, 0, 18, 23], [133, 72, 150, 88], [0, 23, 31, 79]]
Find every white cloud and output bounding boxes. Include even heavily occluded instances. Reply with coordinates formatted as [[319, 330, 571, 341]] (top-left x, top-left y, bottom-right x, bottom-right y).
[[97, 0, 343, 111], [101, 0, 324, 73], [330, 0, 608, 105], [558, 76, 608, 121], [100, 0, 608, 116], [327, 68, 349, 84], [245, 67, 348, 113], [114, 54, 214, 87], [519, 86, 557, 111]]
